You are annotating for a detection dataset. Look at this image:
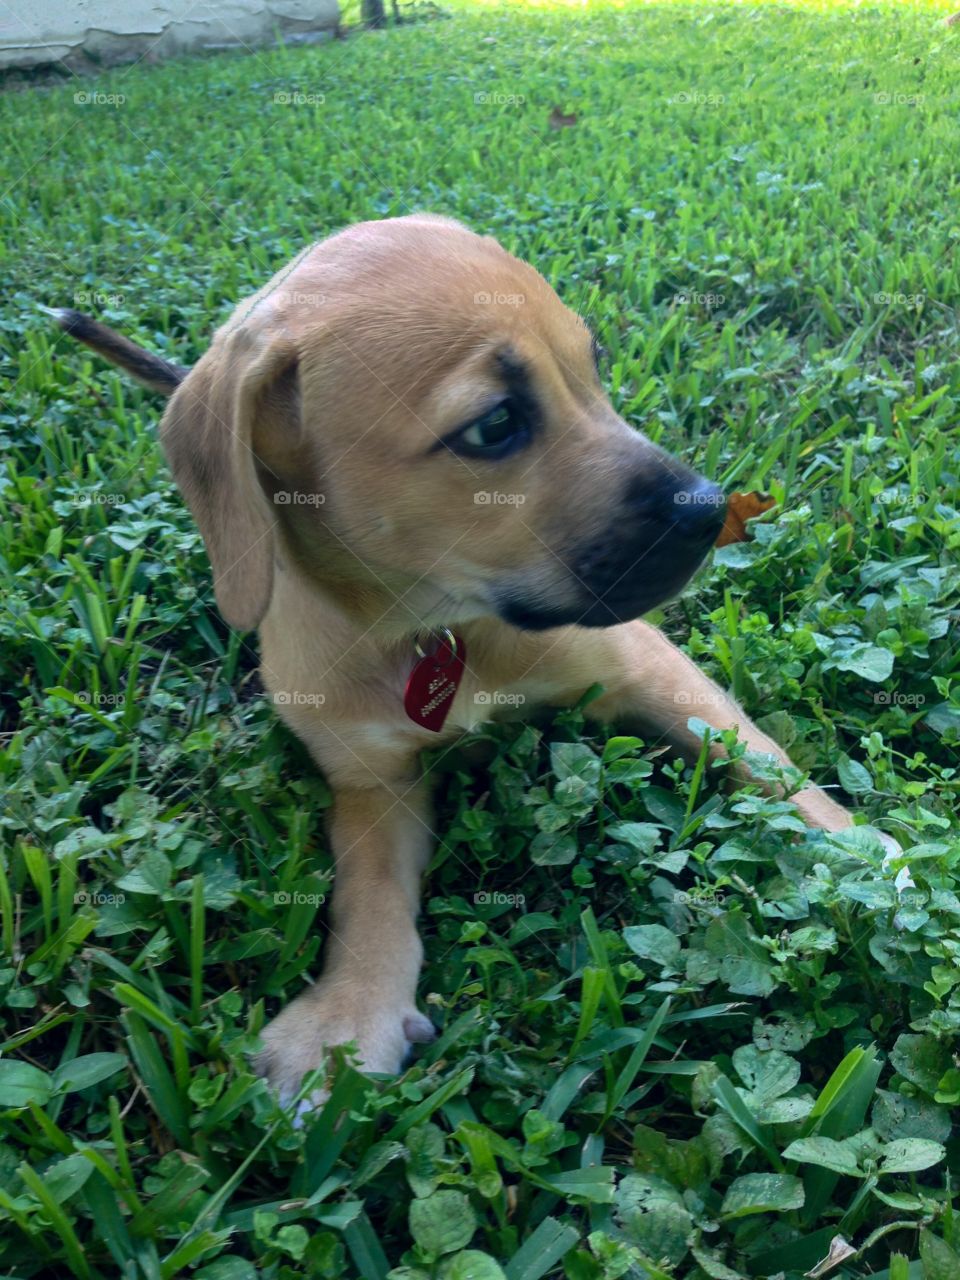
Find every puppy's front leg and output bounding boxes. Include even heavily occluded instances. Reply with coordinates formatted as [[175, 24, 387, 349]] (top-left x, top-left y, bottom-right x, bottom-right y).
[[585, 621, 851, 831], [256, 780, 436, 1106]]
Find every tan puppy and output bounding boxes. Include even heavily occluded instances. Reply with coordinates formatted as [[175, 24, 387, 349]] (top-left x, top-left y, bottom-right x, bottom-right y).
[[54, 214, 887, 1105]]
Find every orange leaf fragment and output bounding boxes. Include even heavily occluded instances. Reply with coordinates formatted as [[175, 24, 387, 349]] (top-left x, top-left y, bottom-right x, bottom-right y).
[[715, 490, 778, 547]]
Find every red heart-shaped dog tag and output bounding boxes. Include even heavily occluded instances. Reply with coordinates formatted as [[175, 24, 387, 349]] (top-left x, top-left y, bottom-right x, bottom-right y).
[[403, 632, 466, 732]]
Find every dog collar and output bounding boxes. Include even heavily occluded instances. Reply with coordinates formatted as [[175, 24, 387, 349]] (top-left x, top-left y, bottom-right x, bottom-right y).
[[404, 627, 466, 732]]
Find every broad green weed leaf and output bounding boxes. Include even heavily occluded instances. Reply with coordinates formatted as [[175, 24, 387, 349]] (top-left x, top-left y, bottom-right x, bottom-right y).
[[721, 1173, 805, 1218]]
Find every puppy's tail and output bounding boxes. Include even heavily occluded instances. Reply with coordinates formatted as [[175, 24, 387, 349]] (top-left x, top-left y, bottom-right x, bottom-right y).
[[41, 306, 188, 396]]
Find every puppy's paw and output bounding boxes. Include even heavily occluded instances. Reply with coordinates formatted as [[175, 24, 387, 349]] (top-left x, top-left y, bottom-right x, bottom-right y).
[[790, 790, 902, 858], [876, 830, 903, 859], [253, 980, 435, 1109]]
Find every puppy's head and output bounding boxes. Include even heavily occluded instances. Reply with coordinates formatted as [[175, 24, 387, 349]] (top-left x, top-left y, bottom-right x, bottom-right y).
[[161, 215, 725, 632]]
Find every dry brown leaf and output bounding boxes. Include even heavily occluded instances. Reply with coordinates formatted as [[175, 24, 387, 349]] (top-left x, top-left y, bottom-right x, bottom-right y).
[[715, 490, 777, 547], [549, 106, 578, 129], [804, 1234, 856, 1278]]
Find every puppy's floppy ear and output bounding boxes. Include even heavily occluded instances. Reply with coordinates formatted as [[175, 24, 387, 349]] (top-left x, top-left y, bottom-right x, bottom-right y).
[[159, 326, 297, 631]]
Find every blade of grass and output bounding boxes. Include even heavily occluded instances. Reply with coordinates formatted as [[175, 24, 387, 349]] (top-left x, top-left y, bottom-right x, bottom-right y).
[[17, 1162, 91, 1279]]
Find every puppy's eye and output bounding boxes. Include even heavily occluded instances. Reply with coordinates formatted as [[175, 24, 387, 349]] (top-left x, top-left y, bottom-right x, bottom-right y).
[[449, 399, 529, 459]]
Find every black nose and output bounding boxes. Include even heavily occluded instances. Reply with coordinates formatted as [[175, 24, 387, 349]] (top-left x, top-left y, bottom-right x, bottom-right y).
[[622, 469, 727, 545], [670, 478, 727, 543]]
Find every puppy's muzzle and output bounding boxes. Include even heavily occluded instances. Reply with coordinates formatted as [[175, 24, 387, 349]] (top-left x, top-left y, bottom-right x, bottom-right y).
[[573, 470, 726, 626], [500, 465, 726, 630]]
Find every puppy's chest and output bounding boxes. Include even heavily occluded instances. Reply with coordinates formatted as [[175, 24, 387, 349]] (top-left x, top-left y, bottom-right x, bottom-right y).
[[264, 626, 550, 777]]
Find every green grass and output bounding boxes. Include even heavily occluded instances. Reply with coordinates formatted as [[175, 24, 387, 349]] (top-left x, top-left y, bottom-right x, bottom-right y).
[[2, 0, 960, 1275]]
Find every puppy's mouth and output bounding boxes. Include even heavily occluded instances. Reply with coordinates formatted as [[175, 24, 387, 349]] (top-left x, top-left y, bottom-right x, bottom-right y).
[[496, 475, 727, 632]]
